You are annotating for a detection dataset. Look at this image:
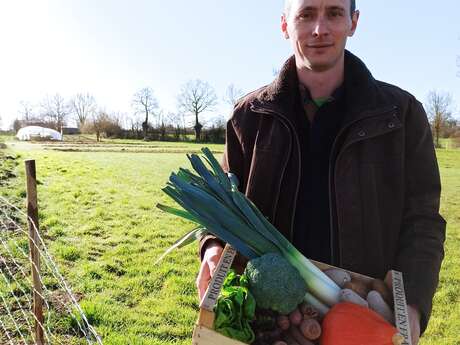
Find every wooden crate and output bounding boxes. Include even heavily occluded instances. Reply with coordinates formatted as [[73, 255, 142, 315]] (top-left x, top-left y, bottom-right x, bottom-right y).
[[192, 239, 413, 344], [192, 260, 369, 345]]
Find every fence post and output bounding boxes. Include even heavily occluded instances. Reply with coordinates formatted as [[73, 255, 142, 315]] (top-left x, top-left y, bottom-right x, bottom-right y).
[[25, 159, 44, 345]]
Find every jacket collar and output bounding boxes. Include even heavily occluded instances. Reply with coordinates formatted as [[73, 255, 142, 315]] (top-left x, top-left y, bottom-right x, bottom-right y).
[[251, 50, 391, 122]]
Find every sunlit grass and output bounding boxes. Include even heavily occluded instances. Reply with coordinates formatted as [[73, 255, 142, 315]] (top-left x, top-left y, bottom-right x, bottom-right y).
[[2, 140, 459, 344]]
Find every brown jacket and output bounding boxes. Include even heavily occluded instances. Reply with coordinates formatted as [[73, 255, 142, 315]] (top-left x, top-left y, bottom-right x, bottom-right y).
[[200, 51, 445, 332]]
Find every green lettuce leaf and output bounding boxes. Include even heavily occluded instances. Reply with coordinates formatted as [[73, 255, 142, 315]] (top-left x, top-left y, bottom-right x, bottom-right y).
[[214, 270, 256, 344]]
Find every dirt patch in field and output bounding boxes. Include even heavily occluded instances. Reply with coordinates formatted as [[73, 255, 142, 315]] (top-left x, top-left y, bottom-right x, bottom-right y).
[[43, 145, 223, 154], [48, 290, 84, 314]]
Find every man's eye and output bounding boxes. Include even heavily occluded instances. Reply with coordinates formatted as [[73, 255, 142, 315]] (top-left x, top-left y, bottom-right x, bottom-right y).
[[328, 10, 344, 18], [298, 12, 314, 20]]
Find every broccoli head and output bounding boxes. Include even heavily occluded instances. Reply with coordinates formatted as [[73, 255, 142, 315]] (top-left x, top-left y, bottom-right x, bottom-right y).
[[244, 253, 307, 314]]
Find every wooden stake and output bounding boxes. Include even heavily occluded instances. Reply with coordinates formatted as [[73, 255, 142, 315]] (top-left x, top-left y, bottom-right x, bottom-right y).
[[25, 160, 44, 345]]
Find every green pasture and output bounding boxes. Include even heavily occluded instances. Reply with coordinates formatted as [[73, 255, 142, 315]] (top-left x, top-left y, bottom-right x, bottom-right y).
[[0, 137, 459, 344]]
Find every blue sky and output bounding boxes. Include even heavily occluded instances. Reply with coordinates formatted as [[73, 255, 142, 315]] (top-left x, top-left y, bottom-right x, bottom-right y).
[[0, 0, 459, 129]]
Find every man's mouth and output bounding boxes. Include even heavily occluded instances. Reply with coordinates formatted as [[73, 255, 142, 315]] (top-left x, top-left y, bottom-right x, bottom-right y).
[[307, 43, 334, 48]]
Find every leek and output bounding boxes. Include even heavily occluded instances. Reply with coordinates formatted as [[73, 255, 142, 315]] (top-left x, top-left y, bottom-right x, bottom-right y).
[[157, 147, 340, 307], [303, 292, 330, 317]]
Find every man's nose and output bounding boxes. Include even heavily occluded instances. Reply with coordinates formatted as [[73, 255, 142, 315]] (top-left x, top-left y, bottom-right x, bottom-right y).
[[312, 17, 330, 37]]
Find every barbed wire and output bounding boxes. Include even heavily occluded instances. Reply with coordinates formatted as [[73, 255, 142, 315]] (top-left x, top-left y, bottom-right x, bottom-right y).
[[0, 195, 103, 344]]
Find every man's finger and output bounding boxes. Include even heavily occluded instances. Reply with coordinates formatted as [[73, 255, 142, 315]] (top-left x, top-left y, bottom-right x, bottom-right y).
[[208, 259, 218, 277], [384, 270, 393, 290], [196, 259, 210, 300]]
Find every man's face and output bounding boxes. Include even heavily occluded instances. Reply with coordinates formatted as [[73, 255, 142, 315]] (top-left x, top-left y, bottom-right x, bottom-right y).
[[282, 0, 359, 72]]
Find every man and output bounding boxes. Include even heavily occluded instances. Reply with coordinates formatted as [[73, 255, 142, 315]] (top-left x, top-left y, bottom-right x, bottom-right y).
[[197, 1, 446, 343]]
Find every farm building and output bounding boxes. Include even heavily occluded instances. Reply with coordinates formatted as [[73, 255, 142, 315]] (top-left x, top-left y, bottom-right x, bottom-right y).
[[16, 126, 62, 141], [63, 127, 80, 135]]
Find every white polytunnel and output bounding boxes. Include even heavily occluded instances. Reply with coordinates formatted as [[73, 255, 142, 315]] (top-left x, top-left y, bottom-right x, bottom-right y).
[[16, 126, 63, 141]]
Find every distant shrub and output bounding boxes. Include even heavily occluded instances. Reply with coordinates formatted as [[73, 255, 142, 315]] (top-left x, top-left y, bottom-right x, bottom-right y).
[[201, 124, 226, 144]]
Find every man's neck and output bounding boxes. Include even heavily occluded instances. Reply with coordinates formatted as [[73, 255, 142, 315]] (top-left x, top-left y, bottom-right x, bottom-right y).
[[296, 55, 345, 100]]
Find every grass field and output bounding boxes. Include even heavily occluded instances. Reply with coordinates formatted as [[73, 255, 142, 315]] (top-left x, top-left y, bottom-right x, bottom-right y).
[[1, 136, 459, 344]]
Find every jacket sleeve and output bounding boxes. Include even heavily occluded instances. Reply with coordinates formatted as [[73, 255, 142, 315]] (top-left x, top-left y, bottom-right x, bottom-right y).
[[395, 97, 446, 333], [198, 115, 246, 261]]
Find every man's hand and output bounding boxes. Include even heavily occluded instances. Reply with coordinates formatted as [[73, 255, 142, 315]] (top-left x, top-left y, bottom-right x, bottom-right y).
[[196, 241, 223, 301], [408, 305, 421, 345]]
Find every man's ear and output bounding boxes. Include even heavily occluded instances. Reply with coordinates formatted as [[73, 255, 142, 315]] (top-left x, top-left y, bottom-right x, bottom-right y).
[[349, 10, 360, 37], [281, 14, 289, 39]]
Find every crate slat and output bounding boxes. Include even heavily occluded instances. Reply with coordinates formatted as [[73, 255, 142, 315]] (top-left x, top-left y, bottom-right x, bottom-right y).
[[192, 325, 247, 345]]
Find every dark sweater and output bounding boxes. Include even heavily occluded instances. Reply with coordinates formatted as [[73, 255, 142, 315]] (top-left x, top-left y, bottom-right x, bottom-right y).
[[293, 84, 346, 264]]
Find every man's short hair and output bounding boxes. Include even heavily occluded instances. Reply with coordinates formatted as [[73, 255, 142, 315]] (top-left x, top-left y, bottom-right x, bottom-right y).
[[284, 0, 356, 18]]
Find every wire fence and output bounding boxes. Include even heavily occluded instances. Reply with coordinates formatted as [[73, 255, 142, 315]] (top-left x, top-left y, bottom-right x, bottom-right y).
[[0, 195, 102, 345]]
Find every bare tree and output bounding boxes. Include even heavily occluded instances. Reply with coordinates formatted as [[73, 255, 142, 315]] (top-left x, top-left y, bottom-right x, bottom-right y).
[[40, 94, 69, 130], [92, 111, 106, 142], [71, 93, 97, 128], [224, 84, 244, 106], [177, 79, 217, 141], [19, 101, 34, 122], [116, 112, 130, 131], [132, 87, 158, 139], [128, 112, 144, 138], [82, 110, 121, 142], [13, 119, 23, 132], [165, 111, 185, 140], [425, 90, 454, 147]]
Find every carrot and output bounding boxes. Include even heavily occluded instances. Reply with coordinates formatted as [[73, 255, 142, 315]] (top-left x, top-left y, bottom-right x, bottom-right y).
[[299, 303, 319, 320], [283, 332, 300, 345], [299, 318, 321, 340], [289, 326, 315, 345], [277, 315, 290, 331]]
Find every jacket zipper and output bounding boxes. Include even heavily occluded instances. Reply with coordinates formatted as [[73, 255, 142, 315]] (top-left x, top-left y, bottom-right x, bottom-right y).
[[328, 105, 398, 266], [253, 103, 399, 265], [251, 105, 301, 242]]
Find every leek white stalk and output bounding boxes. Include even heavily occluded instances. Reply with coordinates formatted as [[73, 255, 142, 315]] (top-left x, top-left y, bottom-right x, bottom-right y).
[[304, 292, 330, 317], [283, 248, 340, 307]]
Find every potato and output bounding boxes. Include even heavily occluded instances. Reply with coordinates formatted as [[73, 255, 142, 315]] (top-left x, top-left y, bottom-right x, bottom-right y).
[[323, 268, 351, 288], [372, 278, 394, 306], [343, 280, 370, 299], [288, 308, 302, 326], [367, 290, 395, 324], [339, 288, 369, 308]]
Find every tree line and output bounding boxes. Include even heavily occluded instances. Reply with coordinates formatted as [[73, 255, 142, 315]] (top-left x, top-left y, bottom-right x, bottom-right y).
[[5, 85, 459, 147], [10, 80, 244, 143]]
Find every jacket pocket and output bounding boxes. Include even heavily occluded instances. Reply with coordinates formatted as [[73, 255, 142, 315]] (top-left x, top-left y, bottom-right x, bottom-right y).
[[355, 130, 403, 164], [358, 162, 403, 277]]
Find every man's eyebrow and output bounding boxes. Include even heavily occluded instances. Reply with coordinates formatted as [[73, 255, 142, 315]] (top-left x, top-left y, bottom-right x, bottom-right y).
[[297, 5, 345, 12], [326, 6, 346, 11], [297, 6, 316, 12]]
